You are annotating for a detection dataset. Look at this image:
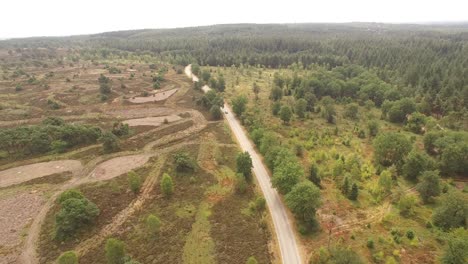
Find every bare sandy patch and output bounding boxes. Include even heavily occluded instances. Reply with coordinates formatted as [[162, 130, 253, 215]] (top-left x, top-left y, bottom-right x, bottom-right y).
[[0, 191, 44, 263], [124, 115, 182, 127], [88, 154, 152, 181], [0, 160, 82, 188], [128, 88, 178, 103], [106, 107, 174, 119]]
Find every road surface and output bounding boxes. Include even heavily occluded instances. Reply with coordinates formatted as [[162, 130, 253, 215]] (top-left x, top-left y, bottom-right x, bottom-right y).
[[185, 65, 302, 264]]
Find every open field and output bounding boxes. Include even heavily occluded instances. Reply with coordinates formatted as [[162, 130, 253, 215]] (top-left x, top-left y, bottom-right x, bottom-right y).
[[0, 50, 273, 264]]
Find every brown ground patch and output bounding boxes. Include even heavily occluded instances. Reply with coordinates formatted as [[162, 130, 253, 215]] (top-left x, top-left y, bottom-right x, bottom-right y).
[[0, 160, 82, 188], [123, 115, 182, 127], [128, 88, 178, 103], [0, 191, 45, 263], [87, 154, 152, 182], [210, 193, 272, 264]]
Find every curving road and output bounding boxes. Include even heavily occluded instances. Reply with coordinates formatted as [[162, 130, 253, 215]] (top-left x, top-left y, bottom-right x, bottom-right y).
[[185, 65, 302, 264]]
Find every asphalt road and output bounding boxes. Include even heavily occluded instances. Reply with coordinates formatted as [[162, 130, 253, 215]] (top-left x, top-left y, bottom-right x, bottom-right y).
[[185, 64, 302, 263]]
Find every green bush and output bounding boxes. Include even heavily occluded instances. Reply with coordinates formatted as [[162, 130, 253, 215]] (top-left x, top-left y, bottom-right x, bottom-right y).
[[105, 238, 126, 264], [127, 171, 142, 194], [160, 173, 174, 197], [55, 197, 100, 240], [57, 251, 78, 264]]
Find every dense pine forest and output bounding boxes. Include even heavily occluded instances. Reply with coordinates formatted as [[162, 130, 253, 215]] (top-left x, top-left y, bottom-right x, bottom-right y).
[[1, 23, 467, 118]]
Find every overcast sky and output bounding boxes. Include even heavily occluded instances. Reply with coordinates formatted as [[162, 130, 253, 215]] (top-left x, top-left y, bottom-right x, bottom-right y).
[[1, 0, 467, 39]]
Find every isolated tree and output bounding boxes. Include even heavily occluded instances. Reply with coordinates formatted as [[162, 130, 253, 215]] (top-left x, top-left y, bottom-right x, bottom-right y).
[[285, 181, 321, 223], [406, 112, 427, 134], [236, 151, 253, 181], [173, 152, 196, 172], [271, 101, 281, 116], [441, 228, 468, 264], [402, 150, 434, 181], [210, 105, 222, 120], [100, 132, 120, 153], [127, 171, 142, 194], [398, 194, 418, 217], [201, 70, 211, 82], [272, 161, 302, 194], [252, 82, 260, 99], [433, 191, 467, 230], [279, 105, 292, 124], [367, 120, 379, 137], [295, 98, 307, 118], [55, 197, 100, 240], [308, 164, 321, 188], [349, 183, 359, 200], [373, 132, 411, 168], [160, 173, 174, 197], [231, 95, 248, 116], [322, 103, 336, 124], [146, 214, 161, 236], [341, 176, 350, 196], [416, 170, 441, 203], [344, 103, 359, 119], [378, 169, 393, 194], [111, 122, 130, 137], [217, 75, 226, 92], [105, 238, 126, 264], [57, 251, 78, 264], [270, 86, 283, 101], [191, 63, 200, 75]]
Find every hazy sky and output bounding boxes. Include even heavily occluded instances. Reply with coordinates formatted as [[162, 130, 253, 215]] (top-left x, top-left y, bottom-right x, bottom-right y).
[[1, 0, 467, 38]]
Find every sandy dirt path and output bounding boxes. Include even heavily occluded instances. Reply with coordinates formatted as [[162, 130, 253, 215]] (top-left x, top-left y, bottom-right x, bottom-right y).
[[0, 160, 82, 188]]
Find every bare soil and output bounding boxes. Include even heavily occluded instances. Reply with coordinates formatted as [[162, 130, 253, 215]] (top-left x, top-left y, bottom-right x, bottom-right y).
[[87, 154, 152, 182], [124, 115, 182, 127], [0, 191, 44, 264], [128, 88, 178, 103], [0, 160, 82, 188]]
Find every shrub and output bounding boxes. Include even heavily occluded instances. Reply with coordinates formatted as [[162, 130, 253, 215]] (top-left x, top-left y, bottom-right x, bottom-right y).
[[127, 171, 142, 194], [58, 189, 84, 204], [146, 214, 161, 236], [416, 170, 441, 203], [173, 152, 196, 172], [367, 238, 374, 249], [100, 132, 120, 153], [406, 230, 415, 240], [55, 197, 100, 240], [57, 251, 78, 264], [373, 132, 411, 168], [433, 191, 467, 230], [246, 256, 258, 264], [236, 151, 253, 181], [160, 173, 174, 197], [105, 238, 126, 264]]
